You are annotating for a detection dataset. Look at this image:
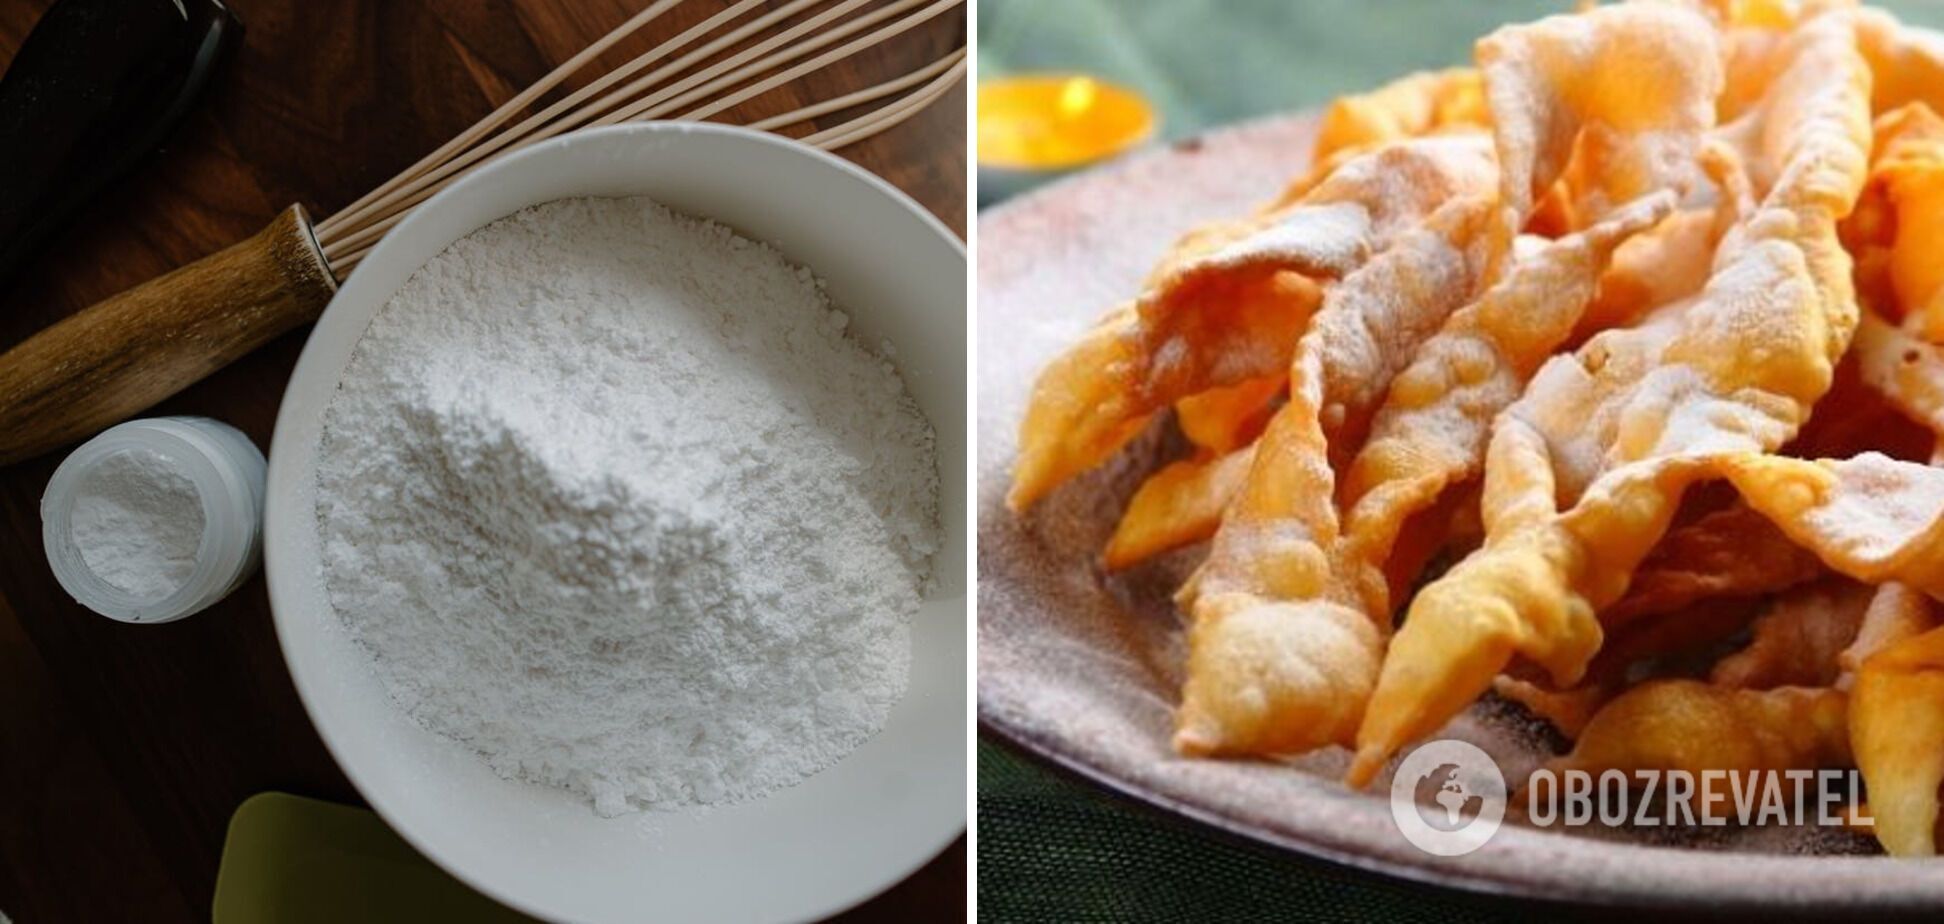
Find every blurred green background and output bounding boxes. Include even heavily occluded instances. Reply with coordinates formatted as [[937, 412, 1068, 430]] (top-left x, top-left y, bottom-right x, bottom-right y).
[[979, 0, 1944, 141], [978, 2, 1944, 920]]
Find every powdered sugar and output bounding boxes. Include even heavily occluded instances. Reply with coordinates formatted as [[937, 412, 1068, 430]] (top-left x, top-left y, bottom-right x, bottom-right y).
[[70, 448, 205, 599], [315, 196, 937, 816]]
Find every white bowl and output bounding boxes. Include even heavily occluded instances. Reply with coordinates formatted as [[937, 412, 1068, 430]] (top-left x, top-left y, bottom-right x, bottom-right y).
[[265, 123, 966, 923]]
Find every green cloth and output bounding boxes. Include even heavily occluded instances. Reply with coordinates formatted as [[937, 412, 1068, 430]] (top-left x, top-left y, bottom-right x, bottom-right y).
[[977, 2, 1944, 919], [978, 743, 1540, 923], [980, 0, 1944, 141]]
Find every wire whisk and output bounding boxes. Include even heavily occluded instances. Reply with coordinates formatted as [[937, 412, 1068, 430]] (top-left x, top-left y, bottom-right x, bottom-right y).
[[316, 0, 966, 275]]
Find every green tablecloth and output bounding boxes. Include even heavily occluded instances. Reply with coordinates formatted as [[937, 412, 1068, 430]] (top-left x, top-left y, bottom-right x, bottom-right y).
[[977, 2, 1944, 920], [981, 0, 1944, 140], [978, 744, 1534, 923]]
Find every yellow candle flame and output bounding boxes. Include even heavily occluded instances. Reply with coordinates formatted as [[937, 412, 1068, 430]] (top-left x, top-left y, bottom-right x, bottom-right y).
[[1057, 77, 1099, 121]]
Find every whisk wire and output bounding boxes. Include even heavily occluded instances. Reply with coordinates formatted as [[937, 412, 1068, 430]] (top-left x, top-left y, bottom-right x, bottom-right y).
[[321, 0, 782, 245], [744, 45, 959, 132], [316, 0, 685, 238], [325, 37, 964, 277], [316, 0, 963, 275], [665, 0, 958, 124]]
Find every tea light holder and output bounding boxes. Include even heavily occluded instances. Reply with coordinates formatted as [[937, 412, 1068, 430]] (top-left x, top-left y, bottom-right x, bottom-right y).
[[977, 74, 1158, 204]]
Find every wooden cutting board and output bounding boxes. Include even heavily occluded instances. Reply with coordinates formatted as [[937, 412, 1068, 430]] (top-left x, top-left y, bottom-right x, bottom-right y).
[[0, 2, 964, 920]]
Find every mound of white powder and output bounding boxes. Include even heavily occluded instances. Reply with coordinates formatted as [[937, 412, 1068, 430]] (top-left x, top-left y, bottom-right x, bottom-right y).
[[315, 197, 937, 816], [72, 449, 205, 599]]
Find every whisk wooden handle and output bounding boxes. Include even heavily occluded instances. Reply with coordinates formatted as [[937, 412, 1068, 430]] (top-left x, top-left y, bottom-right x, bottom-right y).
[[0, 204, 335, 465]]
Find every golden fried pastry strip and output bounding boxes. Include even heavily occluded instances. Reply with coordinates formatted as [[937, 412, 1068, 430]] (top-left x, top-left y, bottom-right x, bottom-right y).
[[1850, 625, 1944, 856], [1202, 198, 1498, 595], [1704, 0, 1799, 31], [1711, 578, 1871, 688], [1477, 3, 1723, 245], [1313, 68, 1487, 164], [1548, 680, 1851, 779], [1575, 209, 1724, 340], [1175, 398, 1370, 754], [1576, 149, 1748, 339], [1832, 450, 1943, 856], [1717, 3, 1797, 123], [1008, 274, 1317, 513], [1831, 445, 1942, 856], [1103, 446, 1254, 571], [1497, 594, 1761, 738], [1172, 197, 1494, 756], [1339, 192, 1677, 612], [1008, 136, 1497, 511], [1870, 105, 1944, 339], [1717, 452, 1944, 597], [1841, 580, 1939, 680], [1858, 8, 1944, 116], [1603, 502, 1824, 627], [1351, 9, 1871, 786], [1097, 376, 1286, 570], [1174, 376, 1282, 454], [1172, 196, 1671, 754], [1839, 105, 1944, 341]]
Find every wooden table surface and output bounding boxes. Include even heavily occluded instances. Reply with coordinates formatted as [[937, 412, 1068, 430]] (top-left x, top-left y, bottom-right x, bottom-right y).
[[0, 1, 965, 920]]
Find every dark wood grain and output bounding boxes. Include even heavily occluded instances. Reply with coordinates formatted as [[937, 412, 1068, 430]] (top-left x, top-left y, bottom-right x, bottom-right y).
[[0, 2, 965, 921]]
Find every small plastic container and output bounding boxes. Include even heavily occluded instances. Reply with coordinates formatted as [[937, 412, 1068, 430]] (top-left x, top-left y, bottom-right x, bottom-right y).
[[42, 416, 266, 623]]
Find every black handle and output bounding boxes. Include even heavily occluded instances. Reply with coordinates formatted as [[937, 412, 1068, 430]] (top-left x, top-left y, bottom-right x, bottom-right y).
[[0, 0, 240, 282]]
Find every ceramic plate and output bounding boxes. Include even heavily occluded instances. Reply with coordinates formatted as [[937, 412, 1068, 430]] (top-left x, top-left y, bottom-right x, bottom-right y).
[[977, 112, 1944, 913]]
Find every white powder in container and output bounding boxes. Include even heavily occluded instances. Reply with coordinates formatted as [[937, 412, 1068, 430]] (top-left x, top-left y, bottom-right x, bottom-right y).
[[70, 449, 206, 600], [316, 196, 938, 817]]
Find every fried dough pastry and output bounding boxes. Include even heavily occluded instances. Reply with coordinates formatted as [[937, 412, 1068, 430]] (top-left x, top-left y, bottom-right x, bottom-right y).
[[1858, 8, 1944, 116], [1008, 136, 1497, 511], [1010, 1, 1944, 847], [1850, 625, 1944, 855], [1844, 105, 1944, 339], [1174, 376, 1283, 454], [1711, 578, 1871, 688], [1109, 186, 1639, 578], [1476, 3, 1723, 245], [1350, 9, 1870, 786], [1497, 595, 1761, 738], [1339, 192, 1677, 611], [1547, 680, 1852, 779], [1855, 313, 1944, 433], [1101, 377, 1282, 570], [1314, 68, 1486, 164], [1170, 191, 1673, 756], [1172, 197, 1494, 756], [1602, 502, 1824, 627], [1575, 208, 1727, 340], [1717, 1, 1799, 123], [1717, 451, 1944, 596], [1103, 446, 1255, 571], [1841, 580, 1939, 679], [1575, 143, 1750, 338]]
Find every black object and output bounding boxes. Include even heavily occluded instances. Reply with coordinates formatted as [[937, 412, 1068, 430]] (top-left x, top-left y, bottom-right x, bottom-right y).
[[0, 0, 240, 281]]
